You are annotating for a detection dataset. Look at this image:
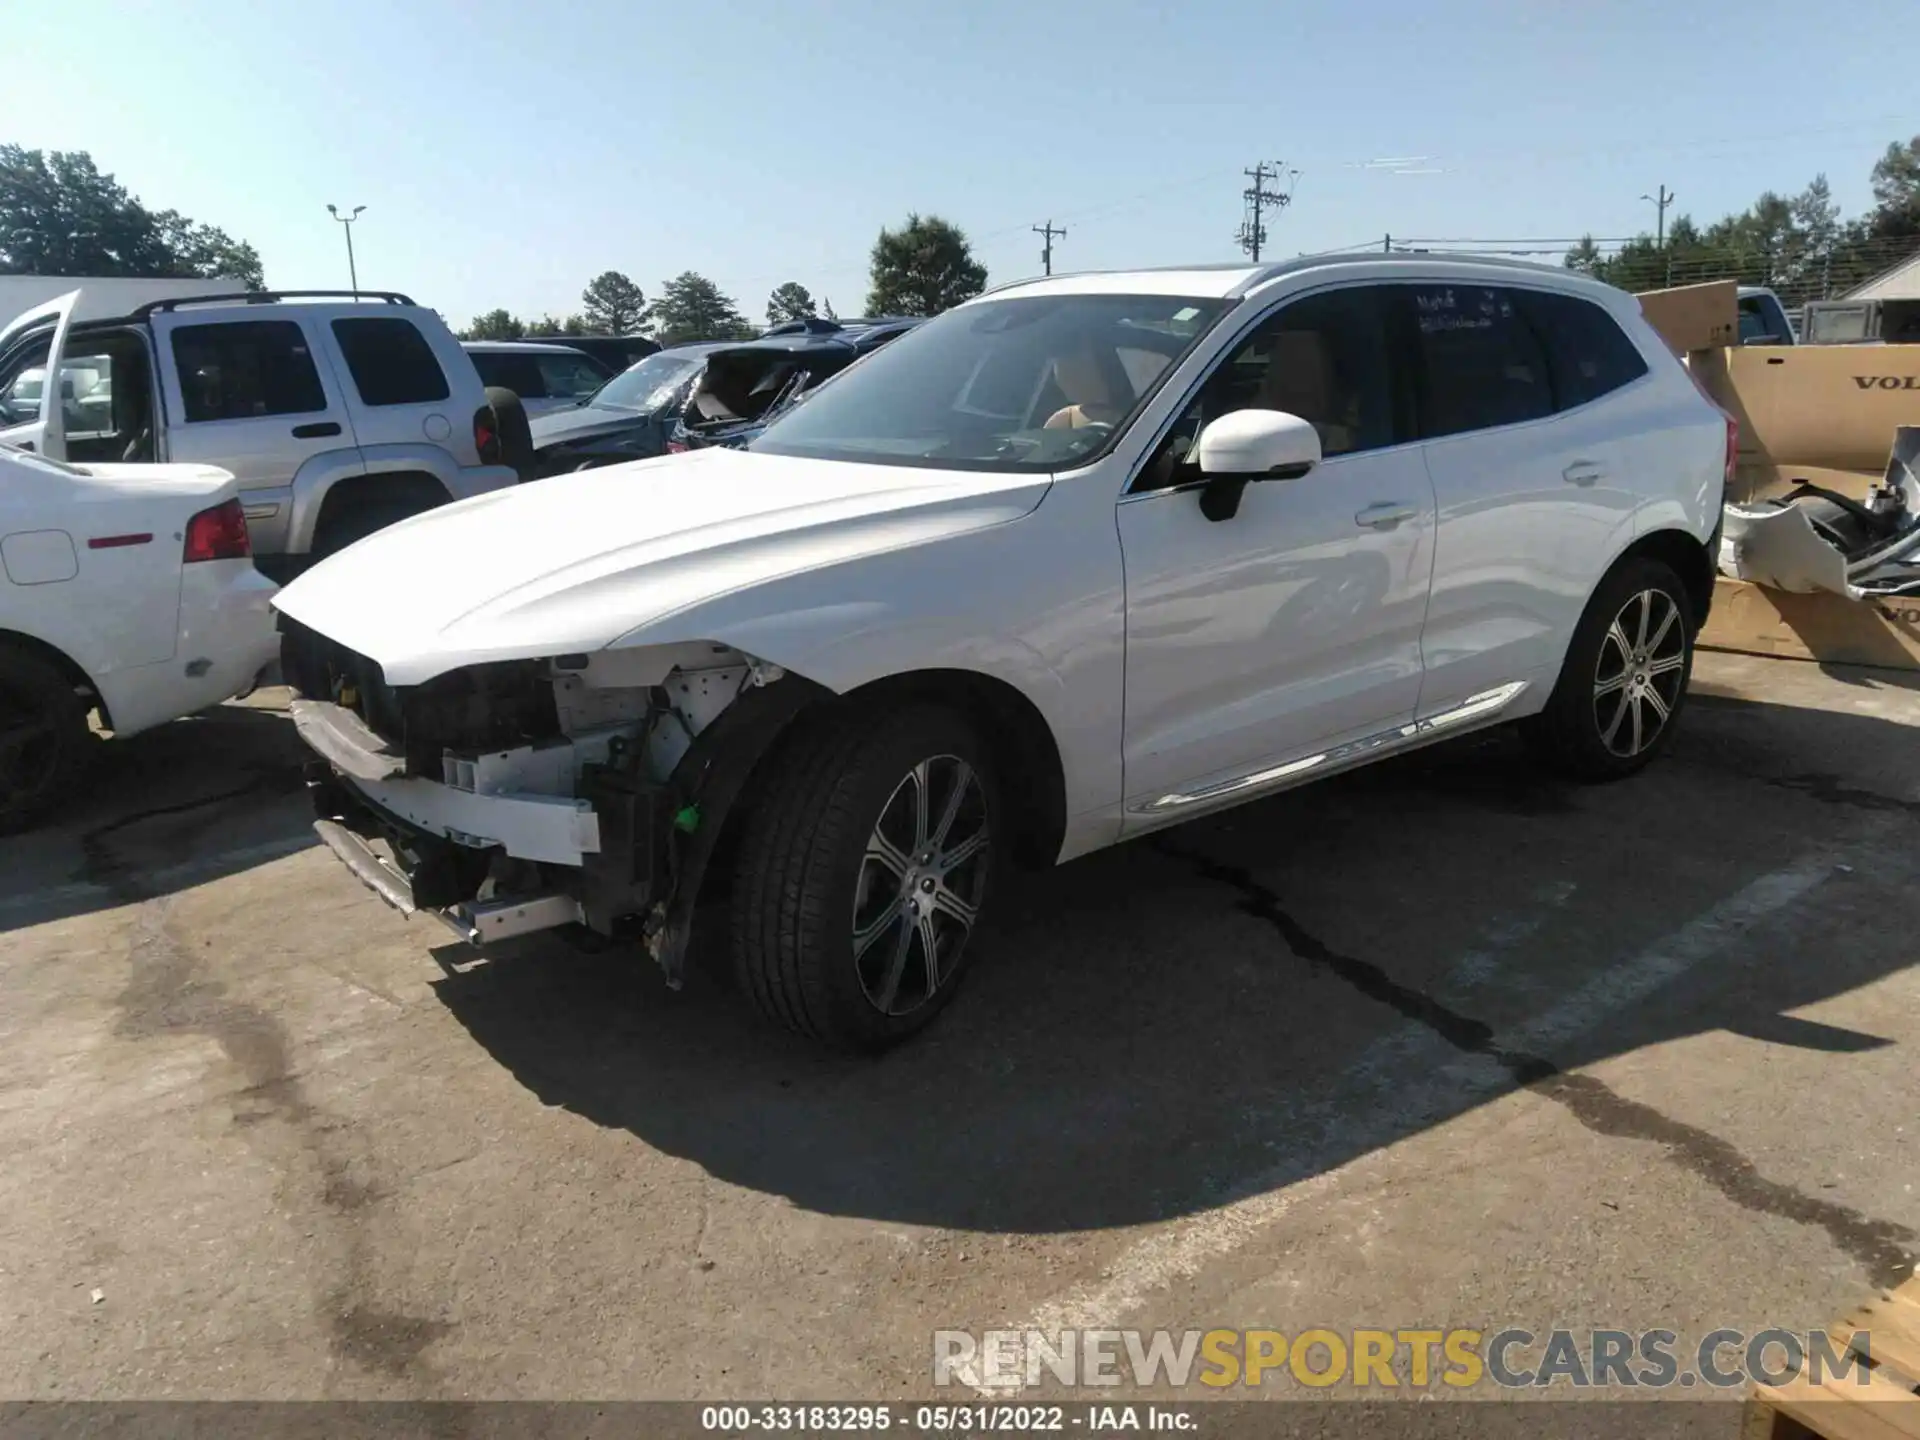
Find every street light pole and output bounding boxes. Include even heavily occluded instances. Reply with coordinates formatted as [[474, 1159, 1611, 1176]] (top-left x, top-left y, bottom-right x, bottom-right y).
[[326, 204, 366, 298]]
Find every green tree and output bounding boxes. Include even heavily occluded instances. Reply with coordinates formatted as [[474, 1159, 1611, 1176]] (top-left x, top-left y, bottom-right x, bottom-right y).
[[821, 296, 838, 320], [1791, 175, 1841, 252], [463, 309, 525, 340], [1565, 138, 1920, 302], [525, 314, 567, 337], [0, 145, 263, 286], [153, 210, 263, 289], [866, 213, 986, 316], [1870, 136, 1920, 237], [579, 270, 649, 334], [765, 281, 817, 327], [1563, 234, 1603, 276], [651, 271, 754, 343]]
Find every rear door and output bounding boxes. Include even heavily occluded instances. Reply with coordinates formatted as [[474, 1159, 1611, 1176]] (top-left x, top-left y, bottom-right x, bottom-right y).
[[0, 290, 80, 458], [1408, 282, 1650, 716], [150, 309, 357, 497]]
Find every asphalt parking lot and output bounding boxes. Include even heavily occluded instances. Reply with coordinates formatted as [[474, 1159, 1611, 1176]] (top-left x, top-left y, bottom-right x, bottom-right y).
[[2, 652, 1917, 1417]]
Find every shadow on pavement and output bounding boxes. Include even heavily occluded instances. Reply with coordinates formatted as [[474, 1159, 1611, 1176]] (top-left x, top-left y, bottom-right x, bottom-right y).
[[0, 698, 314, 931], [428, 695, 1920, 1273]]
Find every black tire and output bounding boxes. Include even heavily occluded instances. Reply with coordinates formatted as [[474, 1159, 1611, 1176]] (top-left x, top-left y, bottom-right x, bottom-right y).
[[729, 704, 1000, 1052], [0, 646, 96, 836], [1523, 555, 1695, 782], [483, 386, 536, 477]]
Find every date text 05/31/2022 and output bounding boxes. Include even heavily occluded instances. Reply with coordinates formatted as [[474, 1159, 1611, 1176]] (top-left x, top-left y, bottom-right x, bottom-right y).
[[700, 1404, 1197, 1432]]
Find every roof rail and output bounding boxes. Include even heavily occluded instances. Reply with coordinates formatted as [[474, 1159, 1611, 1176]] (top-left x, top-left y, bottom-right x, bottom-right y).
[[132, 289, 417, 319]]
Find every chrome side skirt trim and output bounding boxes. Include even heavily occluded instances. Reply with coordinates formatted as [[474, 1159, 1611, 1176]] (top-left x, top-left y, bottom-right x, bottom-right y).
[[1133, 681, 1531, 815]]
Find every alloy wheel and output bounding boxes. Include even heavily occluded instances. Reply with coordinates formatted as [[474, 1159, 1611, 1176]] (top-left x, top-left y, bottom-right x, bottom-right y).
[[1593, 588, 1687, 758], [851, 754, 990, 1017]]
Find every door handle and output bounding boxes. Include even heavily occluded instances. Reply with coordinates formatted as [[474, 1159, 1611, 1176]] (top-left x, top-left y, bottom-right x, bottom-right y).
[[1354, 503, 1417, 530], [1563, 461, 1604, 487], [292, 421, 342, 439]]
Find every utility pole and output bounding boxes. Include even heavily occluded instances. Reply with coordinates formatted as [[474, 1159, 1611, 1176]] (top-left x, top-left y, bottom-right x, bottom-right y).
[[1033, 220, 1066, 276], [1640, 185, 1675, 250], [1236, 162, 1294, 262], [326, 203, 366, 298]]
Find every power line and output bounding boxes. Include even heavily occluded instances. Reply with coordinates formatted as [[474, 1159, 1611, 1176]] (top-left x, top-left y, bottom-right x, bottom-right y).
[[1033, 220, 1066, 276], [1235, 161, 1296, 262], [1641, 185, 1676, 250]]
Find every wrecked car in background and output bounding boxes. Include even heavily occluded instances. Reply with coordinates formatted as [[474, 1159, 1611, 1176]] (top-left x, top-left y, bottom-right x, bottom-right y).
[[525, 330, 871, 477], [670, 317, 924, 452]]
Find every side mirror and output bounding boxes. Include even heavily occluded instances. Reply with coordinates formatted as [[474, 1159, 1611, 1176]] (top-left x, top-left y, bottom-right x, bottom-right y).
[[1195, 409, 1321, 521]]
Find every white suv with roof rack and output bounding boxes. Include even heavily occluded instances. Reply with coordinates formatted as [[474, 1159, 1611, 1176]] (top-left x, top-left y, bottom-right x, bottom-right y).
[[276, 253, 1732, 1052], [0, 289, 526, 581]]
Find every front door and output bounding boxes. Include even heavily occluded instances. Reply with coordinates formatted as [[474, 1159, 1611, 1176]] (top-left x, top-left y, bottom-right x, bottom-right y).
[[1117, 284, 1436, 822], [0, 290, 81, 458]]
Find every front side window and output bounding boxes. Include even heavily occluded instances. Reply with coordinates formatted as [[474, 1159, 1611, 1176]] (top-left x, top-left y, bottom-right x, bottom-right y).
[[751, 293, 1229, 473], [171, 321, 327, 422], [333, 318, 451, 406], [56, 333, 156, 462], [1133, 285, 1397, 494], [1409, 285, 1552, 437], [0, 334, 52, 425]]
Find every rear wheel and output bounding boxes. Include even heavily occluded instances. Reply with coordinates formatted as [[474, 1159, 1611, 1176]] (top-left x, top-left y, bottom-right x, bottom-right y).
[[1524, 556, 1694, 781], [0, 647, 95, 835], [312, 497, 436, 559], [729, 705, 998, 1052]]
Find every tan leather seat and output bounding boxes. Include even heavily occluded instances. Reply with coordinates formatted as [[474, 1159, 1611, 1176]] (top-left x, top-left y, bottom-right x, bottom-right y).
[[1257, 331, 1355, 454], [1043, 348, 1127, 430]]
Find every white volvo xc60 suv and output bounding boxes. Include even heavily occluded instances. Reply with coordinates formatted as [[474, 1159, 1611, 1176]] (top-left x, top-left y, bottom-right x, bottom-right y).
[[275, 253, 1733, 1050]]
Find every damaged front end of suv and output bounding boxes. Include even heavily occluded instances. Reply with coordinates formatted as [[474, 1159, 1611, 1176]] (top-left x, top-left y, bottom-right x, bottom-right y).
[[1719, 425, 1920, 598], [283, 622, 822, 985]]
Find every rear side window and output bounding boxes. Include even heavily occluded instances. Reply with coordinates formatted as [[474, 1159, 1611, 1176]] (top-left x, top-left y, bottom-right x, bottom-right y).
[[171, 321, 328, 421], [468, 351, 545, 398], [1408, 285, 1552, 437], [332, 318, 451, 406], [533, 351, 608, 399], [1522, 291, 1650, 407]]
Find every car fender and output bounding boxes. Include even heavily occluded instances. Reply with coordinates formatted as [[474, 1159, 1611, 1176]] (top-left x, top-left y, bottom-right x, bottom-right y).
[[600, 506, 1128, 856], [286, 444, 511, 553]]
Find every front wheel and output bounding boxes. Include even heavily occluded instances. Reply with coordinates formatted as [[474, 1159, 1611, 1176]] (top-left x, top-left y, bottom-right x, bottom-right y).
[[1524, 556, 1694, 782], [730, 705, 998, 1052]]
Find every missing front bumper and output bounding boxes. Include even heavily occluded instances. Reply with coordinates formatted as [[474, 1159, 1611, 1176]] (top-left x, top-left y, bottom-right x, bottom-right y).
[[309, 791, 583, 948]]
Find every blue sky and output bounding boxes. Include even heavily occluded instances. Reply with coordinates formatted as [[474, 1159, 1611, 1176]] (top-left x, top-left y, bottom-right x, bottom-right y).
[[4, 0, 1914, 328]]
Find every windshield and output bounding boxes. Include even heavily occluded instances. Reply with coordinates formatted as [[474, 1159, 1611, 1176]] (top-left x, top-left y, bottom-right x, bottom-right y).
[[748, 293, 1230, 472], [587, 351, 705, 413]]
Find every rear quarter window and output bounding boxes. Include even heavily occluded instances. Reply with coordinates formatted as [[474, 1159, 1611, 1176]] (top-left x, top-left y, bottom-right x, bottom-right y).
[[1521, 291, 1650, 408], [332, 318, 452, 406], [468, 351, 545, 398]]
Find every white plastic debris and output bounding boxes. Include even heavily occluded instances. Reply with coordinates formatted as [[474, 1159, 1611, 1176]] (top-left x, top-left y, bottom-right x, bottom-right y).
[[89, 1288, 104, 1305]]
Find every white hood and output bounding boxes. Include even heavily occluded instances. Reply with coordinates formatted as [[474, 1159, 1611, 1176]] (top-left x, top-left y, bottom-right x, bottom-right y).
[[272, 446, 1050, 683]]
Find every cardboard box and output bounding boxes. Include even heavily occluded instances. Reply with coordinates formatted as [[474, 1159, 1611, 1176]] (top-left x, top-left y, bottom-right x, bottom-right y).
[[1698, 576, 1920, 672], [1636, 280, 1738, 355]]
